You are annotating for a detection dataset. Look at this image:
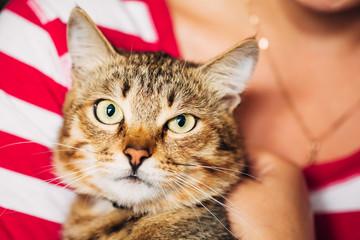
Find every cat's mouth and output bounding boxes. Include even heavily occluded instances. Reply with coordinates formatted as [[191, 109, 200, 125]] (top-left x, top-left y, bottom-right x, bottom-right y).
[[115, 174, 153, 187], [124, 175, 142, 183]]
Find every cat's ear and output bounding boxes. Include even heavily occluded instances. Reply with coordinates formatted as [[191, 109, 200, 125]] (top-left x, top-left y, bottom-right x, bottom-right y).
[[67, 7, 117, 74], [197, 40, 258, 112]]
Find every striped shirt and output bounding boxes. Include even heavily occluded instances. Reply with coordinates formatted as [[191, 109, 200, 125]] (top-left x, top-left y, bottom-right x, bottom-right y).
[[0, 0, 359, 239], [304, 151, 360, 240]]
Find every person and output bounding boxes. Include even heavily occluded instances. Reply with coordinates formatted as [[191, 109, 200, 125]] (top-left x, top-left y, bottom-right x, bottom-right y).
[[0, 0, 359, 239], [168, 0, 360, 239]]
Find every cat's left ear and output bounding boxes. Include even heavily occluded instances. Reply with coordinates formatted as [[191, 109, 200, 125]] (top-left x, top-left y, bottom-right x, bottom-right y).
[[67, 7, 117, 74], [197, 39, 259, 112]]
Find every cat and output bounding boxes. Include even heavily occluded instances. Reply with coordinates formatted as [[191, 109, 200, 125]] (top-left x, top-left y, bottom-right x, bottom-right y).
[[53, 7, 258, 240]]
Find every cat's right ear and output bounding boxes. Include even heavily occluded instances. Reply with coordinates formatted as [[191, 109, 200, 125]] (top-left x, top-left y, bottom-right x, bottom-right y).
[[195, 39, 258, 113], [67, 7, 117, 75]]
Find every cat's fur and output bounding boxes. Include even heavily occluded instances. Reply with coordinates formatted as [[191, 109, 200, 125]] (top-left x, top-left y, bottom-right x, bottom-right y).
[[53, 7, 258, 240]]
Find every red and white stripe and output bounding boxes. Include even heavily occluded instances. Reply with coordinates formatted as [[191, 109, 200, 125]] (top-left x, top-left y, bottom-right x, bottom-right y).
[[28, 0, 158, 42], [0, 167, 75, 223], [0, 10, 68, 87], [0, 0, 178, 239], [0, 90, 62, 148], [304, 149, 360, 240], [310, 174, 360, 213]]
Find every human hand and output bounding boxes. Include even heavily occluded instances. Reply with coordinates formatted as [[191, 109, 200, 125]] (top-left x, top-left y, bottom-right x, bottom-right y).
[[227, 150, 315, 240]]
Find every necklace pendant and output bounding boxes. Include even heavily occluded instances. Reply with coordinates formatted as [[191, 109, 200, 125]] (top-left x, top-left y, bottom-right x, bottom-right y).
[[306, 140, 321, 165]]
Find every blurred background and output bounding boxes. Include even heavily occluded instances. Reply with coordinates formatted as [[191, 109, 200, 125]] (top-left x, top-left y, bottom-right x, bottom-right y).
[[0, 0, 9, 10]]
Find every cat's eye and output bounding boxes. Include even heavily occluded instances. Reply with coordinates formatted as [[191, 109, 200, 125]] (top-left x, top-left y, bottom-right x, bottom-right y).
[[94, 100, 123, 125], [167, 114, 196, 134]]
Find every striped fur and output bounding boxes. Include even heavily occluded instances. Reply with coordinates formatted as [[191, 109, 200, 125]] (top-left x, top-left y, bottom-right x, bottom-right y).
[[53, 7, 258, 240]]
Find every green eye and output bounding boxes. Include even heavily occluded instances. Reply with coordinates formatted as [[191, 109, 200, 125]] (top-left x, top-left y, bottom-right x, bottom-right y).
[[94, 100, 123, 125], [167, 114, 196, 133]]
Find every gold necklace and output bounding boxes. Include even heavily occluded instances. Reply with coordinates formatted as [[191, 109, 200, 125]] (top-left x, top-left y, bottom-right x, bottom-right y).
[[245, 1, 360, 165]]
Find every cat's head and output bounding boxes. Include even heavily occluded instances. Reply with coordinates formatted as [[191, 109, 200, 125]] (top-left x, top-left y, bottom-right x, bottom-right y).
[[53, 7, 258, 213]]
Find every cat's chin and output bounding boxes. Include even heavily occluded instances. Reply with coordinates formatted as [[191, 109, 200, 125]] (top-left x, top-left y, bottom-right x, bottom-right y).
[[94, 176, 164, 209]]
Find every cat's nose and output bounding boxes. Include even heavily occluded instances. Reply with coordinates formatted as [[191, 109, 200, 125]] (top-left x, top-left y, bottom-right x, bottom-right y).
[[123, 147, 150, 173]]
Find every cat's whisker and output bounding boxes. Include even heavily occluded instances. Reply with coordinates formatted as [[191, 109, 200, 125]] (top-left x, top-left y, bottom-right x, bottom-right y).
[[32, 149, 82, 156], [173, 176, 260, 240], [35, 163, 87, 177], [47, 159, 93, 168], [197, 166, 240, 178], [162, 180, 187, 210], [174, 174, 244, 217], [169, 169, 236, 208], [164, 179, 206, 238], [36, 160, 93, 176], [199, 165, 245, 174], [159, 179, 171, 196], [172, 160, 249, 169], [33, 166, 69, 179], [53, 143, 100, 155], [171, 178, 239, 240], [45, 173, 79, 185], [173, 173, 263, 239], [173, 163, 261, 182], [61, 169, 97, 190], [199, 166, 247, 180], [0, 140, 39, 150], [46, 165, 98, 184], [0, 141, 100, 156], [0, 207, 9, 217], [34, 165, 57, 175], [174, 171, 258, 221]]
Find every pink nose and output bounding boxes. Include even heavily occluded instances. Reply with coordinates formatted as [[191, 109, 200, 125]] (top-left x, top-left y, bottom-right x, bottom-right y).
[[123, 147, 150, 172]]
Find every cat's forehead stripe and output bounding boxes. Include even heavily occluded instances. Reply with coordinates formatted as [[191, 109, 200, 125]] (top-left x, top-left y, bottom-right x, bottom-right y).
[[114, 53, 183, 122], [167, 90, 175, 108], [112, 71, 131, 98]]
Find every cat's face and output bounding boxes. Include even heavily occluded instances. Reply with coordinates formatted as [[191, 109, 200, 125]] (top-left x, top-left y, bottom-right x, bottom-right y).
[[53, 8, 258, 213]]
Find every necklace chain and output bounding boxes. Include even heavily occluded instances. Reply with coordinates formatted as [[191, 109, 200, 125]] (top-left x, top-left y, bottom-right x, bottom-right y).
[[265, 47, 360, 164], [245, 1, 360, 165]]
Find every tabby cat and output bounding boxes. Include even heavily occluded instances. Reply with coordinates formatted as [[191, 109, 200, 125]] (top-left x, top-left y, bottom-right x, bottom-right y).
[[53, 7, 258, 240]]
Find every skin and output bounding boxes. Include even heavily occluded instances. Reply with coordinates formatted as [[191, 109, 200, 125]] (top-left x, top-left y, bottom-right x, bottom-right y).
[[167, 0, 360, 238], [227, 150, 314, 240]]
